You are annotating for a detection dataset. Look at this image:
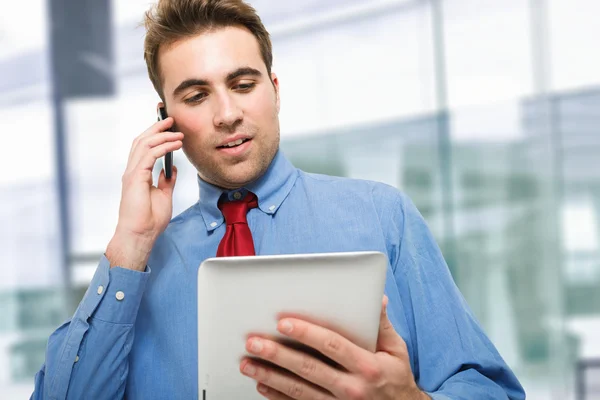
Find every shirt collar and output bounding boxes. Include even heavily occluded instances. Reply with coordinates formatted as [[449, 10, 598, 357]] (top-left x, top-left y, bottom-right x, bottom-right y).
[[197, 149, 298, 232]]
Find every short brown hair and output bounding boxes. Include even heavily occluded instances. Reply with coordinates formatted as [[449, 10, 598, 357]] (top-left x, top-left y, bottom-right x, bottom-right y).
[[143, 0, 273, 100]]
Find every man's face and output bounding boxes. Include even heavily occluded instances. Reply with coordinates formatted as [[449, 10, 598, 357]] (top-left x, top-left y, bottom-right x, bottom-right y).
[[158, 26, 280, 189]]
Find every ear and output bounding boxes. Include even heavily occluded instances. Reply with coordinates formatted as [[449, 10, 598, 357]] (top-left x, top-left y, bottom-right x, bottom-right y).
[[271, 72, 280, 113]]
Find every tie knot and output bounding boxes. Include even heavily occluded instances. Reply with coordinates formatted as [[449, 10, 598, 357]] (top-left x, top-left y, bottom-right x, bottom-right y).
[[218, 192, 258, 225]]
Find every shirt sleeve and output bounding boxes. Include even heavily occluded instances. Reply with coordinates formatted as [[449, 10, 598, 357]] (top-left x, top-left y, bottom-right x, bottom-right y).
[[387, 191, 526, 399], [31, 255, 150, 400]]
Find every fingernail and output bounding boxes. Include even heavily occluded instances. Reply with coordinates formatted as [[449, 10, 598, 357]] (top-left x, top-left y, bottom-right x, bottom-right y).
[[243, 363, 257, 376], [279, 320, 293, 334], [250, 339, 263, 353], [258, 384, 268, 393]]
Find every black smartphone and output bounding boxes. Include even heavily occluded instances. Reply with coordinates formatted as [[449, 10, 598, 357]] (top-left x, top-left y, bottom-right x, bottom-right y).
[[157, 106, 173, 179]]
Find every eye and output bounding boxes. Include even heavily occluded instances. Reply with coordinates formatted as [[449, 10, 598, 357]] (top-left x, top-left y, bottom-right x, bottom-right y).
[[184, 92, 207, 104], [234, 82, 255, 92]]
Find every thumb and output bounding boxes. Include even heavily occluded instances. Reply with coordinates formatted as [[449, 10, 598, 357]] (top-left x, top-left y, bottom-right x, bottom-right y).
[[157, 165, 178, 195], [376, 295, 406, 358]]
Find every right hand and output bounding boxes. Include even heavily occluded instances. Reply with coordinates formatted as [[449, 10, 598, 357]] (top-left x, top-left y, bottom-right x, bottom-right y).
[[106, 117, 184, 270]]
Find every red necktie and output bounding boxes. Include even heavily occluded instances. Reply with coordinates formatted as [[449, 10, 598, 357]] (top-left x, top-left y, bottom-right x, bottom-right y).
[[216, 192, 258, 257]]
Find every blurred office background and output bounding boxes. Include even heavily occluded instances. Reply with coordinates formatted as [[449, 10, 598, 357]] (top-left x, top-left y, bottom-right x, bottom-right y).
[[1, 0, 599, 398]]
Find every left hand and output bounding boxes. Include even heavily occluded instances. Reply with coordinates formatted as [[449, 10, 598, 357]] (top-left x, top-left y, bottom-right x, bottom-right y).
[[239, 296, 430, 400]]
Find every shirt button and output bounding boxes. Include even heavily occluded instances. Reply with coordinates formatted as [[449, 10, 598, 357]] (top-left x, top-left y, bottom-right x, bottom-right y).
[[115, 291, 125, 301], [75, 355, 79, 363], [233, 192, 242, 200], [269, 205, 276, 211], [210, 222, 218, 228], [97, 286, 104, 295]]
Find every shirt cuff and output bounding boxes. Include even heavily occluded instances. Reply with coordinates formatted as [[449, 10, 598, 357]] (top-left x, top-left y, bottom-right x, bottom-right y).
[[76, 255, 151, 324]]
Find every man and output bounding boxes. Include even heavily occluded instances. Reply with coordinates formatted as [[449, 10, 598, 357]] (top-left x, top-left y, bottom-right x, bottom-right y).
[[32, 0, 525, 399]]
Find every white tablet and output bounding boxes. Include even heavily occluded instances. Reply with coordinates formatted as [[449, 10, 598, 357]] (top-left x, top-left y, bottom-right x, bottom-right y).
[[197, 251, 388, 400]]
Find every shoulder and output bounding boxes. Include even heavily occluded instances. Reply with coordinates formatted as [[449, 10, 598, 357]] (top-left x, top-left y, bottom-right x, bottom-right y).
[[298, 170, 408, 210], [169, 202, 202, 227], [146, 202, 205, 273], [152, 202, 202, 252], [296, 171, 425, 245]]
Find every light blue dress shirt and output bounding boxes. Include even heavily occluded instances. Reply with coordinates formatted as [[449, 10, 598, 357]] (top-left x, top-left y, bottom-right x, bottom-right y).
[[32, 150, 525, 399]]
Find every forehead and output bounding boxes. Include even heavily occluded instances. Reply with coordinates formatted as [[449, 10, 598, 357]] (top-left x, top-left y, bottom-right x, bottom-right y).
[[159, 26, 265, 92]]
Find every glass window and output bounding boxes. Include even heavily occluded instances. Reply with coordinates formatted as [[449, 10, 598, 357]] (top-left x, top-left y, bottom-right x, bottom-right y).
[[275, 3, 436, 135], [548, 0, 600, 90], [443, 0, 533, 107]]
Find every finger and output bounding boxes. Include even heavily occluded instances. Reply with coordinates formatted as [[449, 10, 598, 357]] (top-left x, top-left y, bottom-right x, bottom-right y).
[[135, 140, 183, 173], [256, 383, 293, 400], [244, 337, 349, 396], [128, 117, 175, 160], [157, 165, 177, 194], [146, 130, 184, 148], [128, 131, 183, 173], [276, 319, 373, 375], [240, 358, 335, 400], [376, 295, 406, 358]]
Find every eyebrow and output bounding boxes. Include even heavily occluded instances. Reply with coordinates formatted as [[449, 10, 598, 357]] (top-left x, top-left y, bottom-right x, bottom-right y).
[[172, 67, 263, 97]]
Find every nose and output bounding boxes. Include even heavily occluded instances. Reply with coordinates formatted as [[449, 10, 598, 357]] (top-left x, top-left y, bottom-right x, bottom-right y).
[[213, 91, 243, 129]]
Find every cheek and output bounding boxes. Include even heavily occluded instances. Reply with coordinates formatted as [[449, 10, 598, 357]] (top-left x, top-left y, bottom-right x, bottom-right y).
[[177, 118, 210, 148], [249, 87, 277, 113], [182, 135, 208, 155], [175, 107, 207, 131]]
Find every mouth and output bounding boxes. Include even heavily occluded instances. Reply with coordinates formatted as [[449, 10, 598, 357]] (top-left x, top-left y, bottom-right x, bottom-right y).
[[216, 137, 253, 156], [217, 138, 251, 149]]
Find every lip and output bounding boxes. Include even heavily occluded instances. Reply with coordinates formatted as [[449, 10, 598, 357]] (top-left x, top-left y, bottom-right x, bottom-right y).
[[217, 134, 252, 148], [217, 138, 252, 156]]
